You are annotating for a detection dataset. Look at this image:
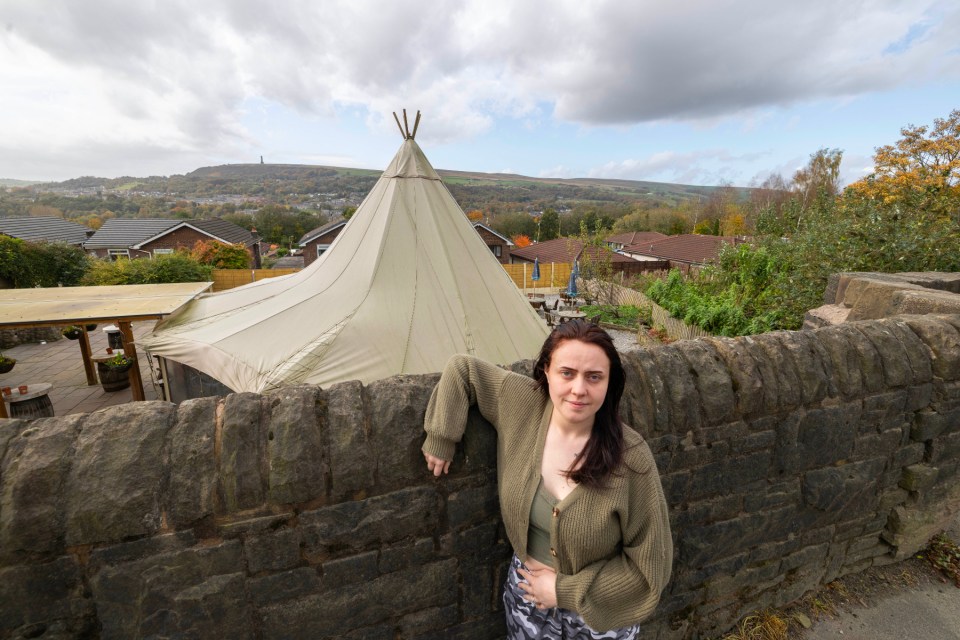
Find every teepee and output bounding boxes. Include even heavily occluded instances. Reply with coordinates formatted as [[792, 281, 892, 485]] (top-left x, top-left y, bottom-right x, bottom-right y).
[[141, 112, 549, 394]]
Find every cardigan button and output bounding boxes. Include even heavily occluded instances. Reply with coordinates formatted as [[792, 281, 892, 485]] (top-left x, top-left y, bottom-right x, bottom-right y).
[[550, 548, 557, 557], [552, 507, 559, 517]]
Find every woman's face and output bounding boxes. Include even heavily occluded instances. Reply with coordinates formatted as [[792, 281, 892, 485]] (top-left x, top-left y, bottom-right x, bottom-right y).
[[545, 338, 611, 431]]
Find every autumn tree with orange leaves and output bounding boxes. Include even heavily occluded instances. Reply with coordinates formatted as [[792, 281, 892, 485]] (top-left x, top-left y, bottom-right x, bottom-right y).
[[847, 109, 960, 222], [511, 234, 532, 248]]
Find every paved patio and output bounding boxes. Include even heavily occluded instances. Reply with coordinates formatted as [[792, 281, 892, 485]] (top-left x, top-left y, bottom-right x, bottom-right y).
[[1, 322, 161, 418]]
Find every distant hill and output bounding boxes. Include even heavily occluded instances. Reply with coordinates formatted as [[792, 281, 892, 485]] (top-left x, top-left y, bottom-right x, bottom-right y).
[[0, 178, 42, 187], [20, 162, 749, 217]]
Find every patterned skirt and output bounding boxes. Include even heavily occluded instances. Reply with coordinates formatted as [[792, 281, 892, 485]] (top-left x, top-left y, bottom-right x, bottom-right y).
[[502, 554, 641, 640]]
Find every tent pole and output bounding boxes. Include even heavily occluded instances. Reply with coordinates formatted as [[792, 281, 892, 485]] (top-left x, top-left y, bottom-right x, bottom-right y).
[[403, 109, 410, 138], [411, 111, 421, 139], [392, 112, 406, 139]]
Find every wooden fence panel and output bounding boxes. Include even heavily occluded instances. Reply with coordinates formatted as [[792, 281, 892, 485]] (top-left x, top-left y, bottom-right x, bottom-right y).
[[212, 269, 300, 292], [502, 262, 574, 291], [583, 279, 712, 341]]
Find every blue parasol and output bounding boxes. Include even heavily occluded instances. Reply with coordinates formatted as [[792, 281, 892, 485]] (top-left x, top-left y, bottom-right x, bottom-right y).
[[532, 257, 541, 283], [566, 260, 579, 297]]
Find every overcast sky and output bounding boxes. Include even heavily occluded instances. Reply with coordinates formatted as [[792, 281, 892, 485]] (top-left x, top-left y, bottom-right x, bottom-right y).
[[2, 0, 958, 187]]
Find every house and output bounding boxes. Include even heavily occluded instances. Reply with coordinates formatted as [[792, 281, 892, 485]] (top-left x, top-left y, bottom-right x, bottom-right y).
[[605, 231, 666, 251], [298, 218, 349, 268], [84, 218, 261, 266], [299, 218, 514, 268], [472, 222, 514, 264], [0, 216, 93, 245], [620, 234, 747, 271], [508, 237, 655, 276]]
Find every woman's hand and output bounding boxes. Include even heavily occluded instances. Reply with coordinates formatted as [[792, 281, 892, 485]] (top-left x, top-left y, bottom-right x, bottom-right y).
[[517, 565, 558, 610], [424, 452, 451, 477]]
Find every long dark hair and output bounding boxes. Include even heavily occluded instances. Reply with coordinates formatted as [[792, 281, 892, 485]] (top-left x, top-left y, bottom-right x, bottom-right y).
[[532, 319, 626, 488]]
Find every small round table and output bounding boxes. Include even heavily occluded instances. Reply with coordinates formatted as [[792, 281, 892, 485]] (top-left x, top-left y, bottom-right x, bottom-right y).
[[556, 310, 587, 324], [3, 383, 54, 419]]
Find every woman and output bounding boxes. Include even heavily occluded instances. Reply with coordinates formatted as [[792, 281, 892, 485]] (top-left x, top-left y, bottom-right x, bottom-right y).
[[423, 319, 672, 638]]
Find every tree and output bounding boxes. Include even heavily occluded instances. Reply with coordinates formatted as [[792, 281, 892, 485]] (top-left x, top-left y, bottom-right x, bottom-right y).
[[512, 234, 532, 248], [466, 209, 484, 222], [792, 148, 842, 211], [539, 208, 560, 241], [191, 240, 251, 269], [847, 109, 960, 222]]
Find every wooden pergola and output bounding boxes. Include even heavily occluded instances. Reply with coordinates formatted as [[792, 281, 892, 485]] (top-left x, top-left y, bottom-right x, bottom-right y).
[[0, 282, 212, 418]]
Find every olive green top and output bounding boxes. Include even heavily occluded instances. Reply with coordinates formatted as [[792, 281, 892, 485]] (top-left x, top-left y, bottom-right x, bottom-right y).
[[528, 478, 560, 565], [423, 355, 673, 632]]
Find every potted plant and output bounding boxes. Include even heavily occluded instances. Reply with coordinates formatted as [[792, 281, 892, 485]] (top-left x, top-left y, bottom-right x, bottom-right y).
[[62, 325, 83, 340], [96, 352, 134, 392], [0, 353, 15, 374], [85, 323, 98, 331]]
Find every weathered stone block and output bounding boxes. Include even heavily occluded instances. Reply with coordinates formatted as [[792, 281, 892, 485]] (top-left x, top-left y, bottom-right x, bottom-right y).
[[220, 392, 266, 512], [901, 316, 960, 380], [887, 318, 934, 384], [249, 567, 320, 606], [851, 322, 913, 388], [778, 330, 835, 405], [748, 333, 802, 411], [379, 537, 437, 574], [324, 380, 375, 502], [674, 341, 735, 426], [65, 402, 174, 545], [852, 428, 902, 461], [89, 539, 244, 638], [168, 397, 218, 527], [267, 386, 326, 505], [686, 450, 770, 501], [911, 410, 945, 441], [259, 559, 458, 639], [301, 486, 440, 556], [705, 336, 766, 417], [929, 431, 960, 464], [672, 494, 741, 528], [891, 442, 925, 469], [905, 382, 934, 411], [322, 549, 379, 587], [447, 480, 499, 530], [621, 349, 670, 434], [368, 374, 437, 489], [0, 556, 92, 636], [801, 465, 877, 516], [245, 527, 301, 574], [776, 405, 857, 473], [400, 604, 460, 636], [649, 345, 701, 431], [815, 325, 864, 399], [141, 572, 255, 640], [0, 415, 81, 561], [899, 464, 939, 492]]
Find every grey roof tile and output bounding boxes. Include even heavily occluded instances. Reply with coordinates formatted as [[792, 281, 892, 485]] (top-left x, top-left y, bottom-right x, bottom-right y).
[[0, 216, 93, 245]]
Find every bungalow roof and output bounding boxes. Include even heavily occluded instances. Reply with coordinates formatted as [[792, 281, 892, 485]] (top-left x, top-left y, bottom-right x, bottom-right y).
[[622, 234, 745, 265], [0, 216, 92, 245]]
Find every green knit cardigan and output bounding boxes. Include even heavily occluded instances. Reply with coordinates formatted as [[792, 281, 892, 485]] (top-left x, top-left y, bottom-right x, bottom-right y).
[[423, 355, 673, 632]]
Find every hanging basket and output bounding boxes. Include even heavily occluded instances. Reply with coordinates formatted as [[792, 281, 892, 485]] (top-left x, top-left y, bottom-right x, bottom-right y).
[[0, 360, 15, 374], [62, 327, 82, 340]]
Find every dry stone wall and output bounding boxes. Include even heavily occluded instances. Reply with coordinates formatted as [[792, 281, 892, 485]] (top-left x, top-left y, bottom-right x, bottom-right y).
[[1, 315, 959, 640]]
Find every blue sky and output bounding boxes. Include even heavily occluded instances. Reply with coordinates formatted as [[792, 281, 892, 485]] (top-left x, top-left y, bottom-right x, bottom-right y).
[[1, 0, 958, 188]]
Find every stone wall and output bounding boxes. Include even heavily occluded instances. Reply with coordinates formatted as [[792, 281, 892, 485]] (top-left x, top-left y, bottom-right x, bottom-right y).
[[0, 326, 61, 350], [1, 315, 959, 639]]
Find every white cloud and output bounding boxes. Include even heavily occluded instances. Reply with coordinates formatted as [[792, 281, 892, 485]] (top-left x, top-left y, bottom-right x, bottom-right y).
[[0, 0, 957, 179]]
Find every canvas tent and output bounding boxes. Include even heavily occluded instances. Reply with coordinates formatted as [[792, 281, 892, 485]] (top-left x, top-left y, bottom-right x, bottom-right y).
[[141, 125, 549, 395]]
